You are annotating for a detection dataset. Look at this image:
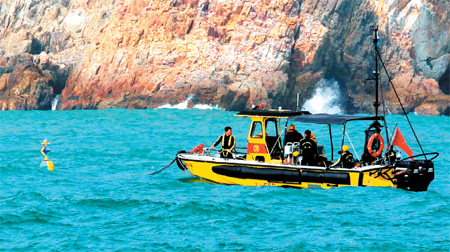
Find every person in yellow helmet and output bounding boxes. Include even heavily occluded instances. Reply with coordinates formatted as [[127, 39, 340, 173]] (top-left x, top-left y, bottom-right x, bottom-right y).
[[332, 145, 354, 168]]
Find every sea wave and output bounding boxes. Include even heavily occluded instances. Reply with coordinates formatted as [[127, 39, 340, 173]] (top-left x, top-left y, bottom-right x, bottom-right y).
[[157, 94, 222, 110]]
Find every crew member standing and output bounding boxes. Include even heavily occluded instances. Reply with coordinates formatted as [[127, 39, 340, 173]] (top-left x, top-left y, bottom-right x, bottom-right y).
[[284, 124, 303, 146], [300, 130, 318, 165], [210, 126, 236, 158]]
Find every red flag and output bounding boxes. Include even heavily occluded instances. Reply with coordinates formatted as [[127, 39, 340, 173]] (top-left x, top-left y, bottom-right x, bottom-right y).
[[391, 128, 414, 160]]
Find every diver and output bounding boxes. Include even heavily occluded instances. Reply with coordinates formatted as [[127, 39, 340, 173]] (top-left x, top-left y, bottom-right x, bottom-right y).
[[284, 124, 303, 146], [41, 139, 51, 161], [210, 126, 236, 158], [387, 145, 396, 163], [331, 145, 354, 168], [300, 130, 318, 166]]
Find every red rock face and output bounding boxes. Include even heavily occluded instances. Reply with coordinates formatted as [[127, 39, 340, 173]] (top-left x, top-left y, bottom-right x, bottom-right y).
[[0, 0, 449, 114]]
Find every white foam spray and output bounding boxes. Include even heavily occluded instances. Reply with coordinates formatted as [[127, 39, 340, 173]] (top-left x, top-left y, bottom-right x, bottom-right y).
[[157, 94, 221, 110], [302, 79, 342, 114], [51, 95, 59, 111]]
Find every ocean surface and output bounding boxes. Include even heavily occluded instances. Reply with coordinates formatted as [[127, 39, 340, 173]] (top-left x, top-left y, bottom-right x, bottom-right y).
[[1, 108, 449, 251]]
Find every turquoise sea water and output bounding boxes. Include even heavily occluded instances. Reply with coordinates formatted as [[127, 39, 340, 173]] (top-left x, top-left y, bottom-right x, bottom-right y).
[[1, 108, 449, 251]]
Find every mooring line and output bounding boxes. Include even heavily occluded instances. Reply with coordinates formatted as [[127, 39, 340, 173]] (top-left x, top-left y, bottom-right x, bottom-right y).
[[148, 159, 176, 175]]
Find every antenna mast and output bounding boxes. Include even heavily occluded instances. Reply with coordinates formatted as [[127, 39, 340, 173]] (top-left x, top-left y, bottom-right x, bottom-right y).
[[372, 26, 380, 118]]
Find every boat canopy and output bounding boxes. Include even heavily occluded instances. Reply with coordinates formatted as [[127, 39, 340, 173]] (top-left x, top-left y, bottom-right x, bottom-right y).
[[288, 114, 384, 125], [235, 110, 311, 118]]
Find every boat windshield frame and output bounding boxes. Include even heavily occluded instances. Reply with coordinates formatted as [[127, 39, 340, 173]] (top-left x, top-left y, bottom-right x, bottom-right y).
[[235, 110, 311, 118], [288, 114, 384, 125]]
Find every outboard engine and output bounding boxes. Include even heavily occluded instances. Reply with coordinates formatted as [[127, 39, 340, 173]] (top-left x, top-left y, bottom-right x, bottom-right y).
[[394, 159, 435, 191]]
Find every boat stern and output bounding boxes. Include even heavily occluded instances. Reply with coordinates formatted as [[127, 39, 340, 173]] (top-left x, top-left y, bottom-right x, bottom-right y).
[[394, 160, 435, 191]]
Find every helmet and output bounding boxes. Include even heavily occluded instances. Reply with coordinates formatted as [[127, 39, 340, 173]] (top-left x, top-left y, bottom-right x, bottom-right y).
[[342, 145, 349, 151]]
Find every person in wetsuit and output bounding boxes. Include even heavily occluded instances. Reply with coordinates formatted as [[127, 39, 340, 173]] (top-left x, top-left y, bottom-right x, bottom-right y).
[[300, 130, 318, 166], [210, 126, 236, 158], [387, 145, 396, 163], [284, 124, 303, 146], [331, 145, 354, 168]]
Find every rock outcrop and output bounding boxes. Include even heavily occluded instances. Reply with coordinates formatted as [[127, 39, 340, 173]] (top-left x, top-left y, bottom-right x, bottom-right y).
[[0, 0, 449, 115]]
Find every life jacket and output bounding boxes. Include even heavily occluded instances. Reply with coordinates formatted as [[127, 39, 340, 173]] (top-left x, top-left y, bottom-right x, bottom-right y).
[[221, 134, 235, 152]]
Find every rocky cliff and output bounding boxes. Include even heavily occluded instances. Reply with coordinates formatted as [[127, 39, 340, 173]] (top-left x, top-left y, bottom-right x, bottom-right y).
[[1, 0, 449, 115]]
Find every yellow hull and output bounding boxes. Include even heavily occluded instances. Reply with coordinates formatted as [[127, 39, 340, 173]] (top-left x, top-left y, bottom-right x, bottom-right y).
[[177, 154, 397, 189]]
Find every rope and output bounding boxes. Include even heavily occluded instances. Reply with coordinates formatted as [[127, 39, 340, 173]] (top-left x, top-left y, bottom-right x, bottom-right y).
[[345, 131, 359, 161], [375, 48, 427, 159], [148, 159, 176, 175], [269, 127, 285, 156]]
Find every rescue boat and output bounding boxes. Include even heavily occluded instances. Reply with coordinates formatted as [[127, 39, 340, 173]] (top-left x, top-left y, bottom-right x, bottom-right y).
[[175, 27, 438, 191]]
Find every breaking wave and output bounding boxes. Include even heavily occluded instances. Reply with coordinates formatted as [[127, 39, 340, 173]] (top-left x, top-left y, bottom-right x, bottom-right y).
[[302, 79, 342, 114], [158, 94, 221, 110]]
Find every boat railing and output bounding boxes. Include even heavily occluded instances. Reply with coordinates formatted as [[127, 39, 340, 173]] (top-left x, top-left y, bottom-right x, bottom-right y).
[[201, 146, 253, 160]]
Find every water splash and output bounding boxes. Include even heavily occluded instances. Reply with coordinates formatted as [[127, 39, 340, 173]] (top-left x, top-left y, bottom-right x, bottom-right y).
[[157, 94, 221, 110], [302, 79, 342, 114], [51, 95, 59, 111], [193, 104, 221, 110]]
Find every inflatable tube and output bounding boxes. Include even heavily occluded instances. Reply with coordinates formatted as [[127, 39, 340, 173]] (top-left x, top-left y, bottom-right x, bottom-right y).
[[176, 150, 188, 171], [212, 165, 351, 185]]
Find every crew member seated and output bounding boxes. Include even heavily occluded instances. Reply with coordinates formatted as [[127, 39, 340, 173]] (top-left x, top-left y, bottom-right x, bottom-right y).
[[316, 154, 331, 167], [284, 124, 303, 146], [332, 145, 354, 168], [387, 145, 396, 163], [300, 130, 318, 166]]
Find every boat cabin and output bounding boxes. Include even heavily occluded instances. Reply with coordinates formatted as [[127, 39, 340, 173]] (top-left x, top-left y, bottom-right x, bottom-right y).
[[235, 110, 310, 163]]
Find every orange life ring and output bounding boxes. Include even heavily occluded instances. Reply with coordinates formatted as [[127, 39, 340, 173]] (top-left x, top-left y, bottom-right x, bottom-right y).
[[367, 133, 384, 158], [189, 144, 205, 154]]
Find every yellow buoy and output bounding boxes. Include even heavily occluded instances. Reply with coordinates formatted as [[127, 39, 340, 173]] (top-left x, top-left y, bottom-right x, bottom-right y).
[[47, 161, 54, 171], [41, 139, 54, 171]]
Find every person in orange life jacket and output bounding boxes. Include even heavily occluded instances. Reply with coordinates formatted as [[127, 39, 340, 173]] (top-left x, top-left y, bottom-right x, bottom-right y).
[[310, 131, 317, 143], [284, 124, 303, 146], [210, 126, 236, 158], [300, 130, 318, 166]]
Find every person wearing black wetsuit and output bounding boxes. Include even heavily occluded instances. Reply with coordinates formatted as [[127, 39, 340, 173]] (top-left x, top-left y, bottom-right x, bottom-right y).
[[210, 126, 236, 158], [300, 130, 318, 166], [332, 145, 354, 168]]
